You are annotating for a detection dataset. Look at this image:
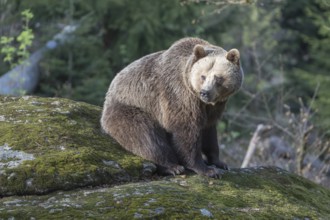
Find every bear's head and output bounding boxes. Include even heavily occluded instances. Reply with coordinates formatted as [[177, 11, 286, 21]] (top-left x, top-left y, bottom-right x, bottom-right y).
[[189, 45, 243, 105]]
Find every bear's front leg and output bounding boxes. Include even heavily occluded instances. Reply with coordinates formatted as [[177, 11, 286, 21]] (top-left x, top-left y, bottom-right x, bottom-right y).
[[172, 130, 224, 178], [201, 125, 228, 170]]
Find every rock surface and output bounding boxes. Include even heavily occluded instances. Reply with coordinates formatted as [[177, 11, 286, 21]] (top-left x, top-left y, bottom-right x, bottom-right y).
[[0, 96, 330, 219]]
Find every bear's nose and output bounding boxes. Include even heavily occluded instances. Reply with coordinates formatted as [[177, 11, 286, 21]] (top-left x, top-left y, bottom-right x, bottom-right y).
[[200, 90, 210, 99]]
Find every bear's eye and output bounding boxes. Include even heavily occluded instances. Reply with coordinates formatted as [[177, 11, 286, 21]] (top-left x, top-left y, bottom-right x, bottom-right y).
[[201, 75, 206, 81], [215, 76, 224, 85]]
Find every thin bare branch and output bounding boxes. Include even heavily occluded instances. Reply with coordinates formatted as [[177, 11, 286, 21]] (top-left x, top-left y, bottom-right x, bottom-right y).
[[241, 124, 272, 168]]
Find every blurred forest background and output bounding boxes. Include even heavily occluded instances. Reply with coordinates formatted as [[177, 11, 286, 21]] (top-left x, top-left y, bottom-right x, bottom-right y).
[[0, 0, 329, 187]]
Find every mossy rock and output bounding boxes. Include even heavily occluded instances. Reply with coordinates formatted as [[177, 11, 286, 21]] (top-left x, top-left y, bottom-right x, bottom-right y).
[[0, 167, 329, 219], [1, 96, 330, 219], [0, 96, 145, 196]]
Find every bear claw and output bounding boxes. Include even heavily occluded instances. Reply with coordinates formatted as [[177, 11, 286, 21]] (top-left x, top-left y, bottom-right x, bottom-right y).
[[204, 167, 225, 179], [157, 165, 185, 176], [209, 161, 229, 170]]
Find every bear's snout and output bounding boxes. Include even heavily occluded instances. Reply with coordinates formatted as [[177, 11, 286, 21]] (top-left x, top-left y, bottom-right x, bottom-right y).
[[200, 89, 211, 101]]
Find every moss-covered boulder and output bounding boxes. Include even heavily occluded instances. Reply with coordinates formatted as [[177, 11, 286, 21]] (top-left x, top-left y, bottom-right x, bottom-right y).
[[0, 167, 329, 219], [1, 96, 330, 219], [0, 96, 145, 196]]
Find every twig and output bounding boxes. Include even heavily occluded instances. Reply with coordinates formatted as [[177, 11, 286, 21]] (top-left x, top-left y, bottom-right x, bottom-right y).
[[241, 124, 272, 168], [307, 82, 320, 114]]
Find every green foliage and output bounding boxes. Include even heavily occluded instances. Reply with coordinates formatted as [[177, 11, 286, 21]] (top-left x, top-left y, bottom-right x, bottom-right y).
[[0, 9, 34, 68], [279, 0, 330, 129], [2, 0, 205, 105], [0, 36, 15, 65]]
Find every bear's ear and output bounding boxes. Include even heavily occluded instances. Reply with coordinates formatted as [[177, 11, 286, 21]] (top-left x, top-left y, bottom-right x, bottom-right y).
[[193, 45, 216, 60], [226, 49, 240, 65], [193, 45, 206, 59]]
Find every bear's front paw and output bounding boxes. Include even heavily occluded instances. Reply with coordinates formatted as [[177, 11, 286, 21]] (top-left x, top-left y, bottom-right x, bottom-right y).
[[157, 165, 185, 176], [204, 167, 225, 179], [213, 161, 229, 170]]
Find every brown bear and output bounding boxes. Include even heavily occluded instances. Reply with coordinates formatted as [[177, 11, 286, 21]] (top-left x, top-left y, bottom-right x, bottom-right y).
[[101, 37, 243, 178]]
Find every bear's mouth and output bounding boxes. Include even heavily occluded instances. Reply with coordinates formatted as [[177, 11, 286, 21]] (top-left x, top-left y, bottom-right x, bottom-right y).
[[200, 97, 214, 105], [200, 96, 227, 105], [200, 95, 229, 105], [199, 87, 234, 105]]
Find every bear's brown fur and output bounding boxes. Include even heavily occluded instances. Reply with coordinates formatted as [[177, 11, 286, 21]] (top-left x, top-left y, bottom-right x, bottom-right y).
[[101, 37, 243, 178]]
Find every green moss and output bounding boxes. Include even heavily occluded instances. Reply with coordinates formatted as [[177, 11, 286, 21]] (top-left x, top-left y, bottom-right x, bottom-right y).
[[0, 167, 329, 219], [0, 96, 145, 196]]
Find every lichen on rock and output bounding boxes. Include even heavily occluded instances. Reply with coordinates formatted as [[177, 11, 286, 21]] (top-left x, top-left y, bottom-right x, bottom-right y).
[[0, 143, 35, 169]]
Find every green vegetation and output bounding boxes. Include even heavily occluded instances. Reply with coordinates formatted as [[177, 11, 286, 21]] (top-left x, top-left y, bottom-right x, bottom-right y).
[[0, 9, 34, 68], [278, 0, 330, 129]]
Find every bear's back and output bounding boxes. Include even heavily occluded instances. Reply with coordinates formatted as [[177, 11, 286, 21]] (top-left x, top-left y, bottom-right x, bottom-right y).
[[106, 38, 206, 103], [106, 51, 163, 108], [160, 38, 210, 63], [104, 38, 213, 117]]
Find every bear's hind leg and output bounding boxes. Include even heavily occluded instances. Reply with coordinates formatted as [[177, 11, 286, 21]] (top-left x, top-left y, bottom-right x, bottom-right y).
[[102, 102, 184, 176]]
